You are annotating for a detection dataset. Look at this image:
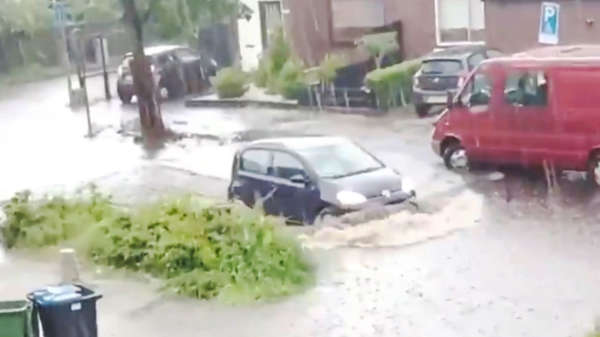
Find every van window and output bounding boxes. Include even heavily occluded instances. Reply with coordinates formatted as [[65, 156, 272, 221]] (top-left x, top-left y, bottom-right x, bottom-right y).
[[240, 150, 271, 175], [272, 152, 306, 180], [504, 71, 548, 107], [460, 72, 492, 109]]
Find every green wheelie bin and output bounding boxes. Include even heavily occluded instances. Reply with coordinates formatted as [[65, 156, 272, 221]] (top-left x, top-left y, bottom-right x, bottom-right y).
[[0, 300, 36, 337]]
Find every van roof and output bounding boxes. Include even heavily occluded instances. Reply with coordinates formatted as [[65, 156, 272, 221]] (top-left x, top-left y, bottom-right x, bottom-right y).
[[515, 44, 600, 58], [481, 45, 600, 67]]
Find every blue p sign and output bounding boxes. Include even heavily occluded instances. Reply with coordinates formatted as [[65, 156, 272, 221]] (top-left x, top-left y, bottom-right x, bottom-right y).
[[539, 2, 560, 44]]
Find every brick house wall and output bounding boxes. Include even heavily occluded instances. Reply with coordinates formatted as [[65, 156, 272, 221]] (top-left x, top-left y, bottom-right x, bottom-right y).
[[485, 0, 600, 53], [281, 0, 437, 66], [385, 0, 437, 59]]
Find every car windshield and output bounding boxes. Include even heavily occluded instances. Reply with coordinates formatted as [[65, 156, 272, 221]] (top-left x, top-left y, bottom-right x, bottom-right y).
[[421, 60, 463, 74], [297, 142, 384, 179]]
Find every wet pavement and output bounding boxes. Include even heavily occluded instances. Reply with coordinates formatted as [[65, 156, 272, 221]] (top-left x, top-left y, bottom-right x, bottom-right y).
[[1, 76, 600, 337]]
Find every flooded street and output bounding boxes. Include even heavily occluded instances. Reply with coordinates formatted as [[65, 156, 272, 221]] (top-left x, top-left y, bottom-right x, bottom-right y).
[[2, 76, 600, 337]]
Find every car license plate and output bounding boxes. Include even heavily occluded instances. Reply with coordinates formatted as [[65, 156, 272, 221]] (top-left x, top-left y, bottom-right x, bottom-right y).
[[424, 96, 447, 104]]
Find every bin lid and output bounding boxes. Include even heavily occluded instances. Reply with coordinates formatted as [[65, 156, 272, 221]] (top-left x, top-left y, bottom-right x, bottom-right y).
[[30, 284, 82, 306], [0, 300, 29, 314]]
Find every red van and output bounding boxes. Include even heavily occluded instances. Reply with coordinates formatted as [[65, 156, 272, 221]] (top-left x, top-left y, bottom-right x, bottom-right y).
[[431, 45, 600, 186]]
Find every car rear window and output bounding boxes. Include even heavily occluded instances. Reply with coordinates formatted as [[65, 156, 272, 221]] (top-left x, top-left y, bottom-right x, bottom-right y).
[[421, 60, 463, 75]]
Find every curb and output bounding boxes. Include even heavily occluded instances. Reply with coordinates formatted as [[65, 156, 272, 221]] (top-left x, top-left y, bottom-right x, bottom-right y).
[[184, 98, 386, 116], [185, 98, 299, 110]]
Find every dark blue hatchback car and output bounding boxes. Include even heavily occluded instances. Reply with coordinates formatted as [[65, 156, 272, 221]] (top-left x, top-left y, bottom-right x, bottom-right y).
[[228, 136, 415, 225]]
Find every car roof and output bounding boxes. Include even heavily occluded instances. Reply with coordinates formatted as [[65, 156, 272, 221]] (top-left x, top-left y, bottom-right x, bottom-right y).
[[145, 45, 185, 55], [425, 45, 490, 61], [246, 136, 350, 151], [123, 45, 186, 58]]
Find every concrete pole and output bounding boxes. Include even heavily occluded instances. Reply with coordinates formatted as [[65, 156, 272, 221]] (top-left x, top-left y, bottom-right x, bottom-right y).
[[60, 248, 81, 284], [99, 36, 111, 100]]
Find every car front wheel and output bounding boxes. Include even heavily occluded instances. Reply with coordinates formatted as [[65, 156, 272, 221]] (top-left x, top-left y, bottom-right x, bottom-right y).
[[443, 143, 469, 170], [415, 104, 430, 117]]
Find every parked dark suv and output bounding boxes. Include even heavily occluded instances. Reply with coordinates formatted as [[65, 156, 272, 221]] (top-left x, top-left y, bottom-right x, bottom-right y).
[[116, 45, 218, 104], [412, 45, 502, 117]]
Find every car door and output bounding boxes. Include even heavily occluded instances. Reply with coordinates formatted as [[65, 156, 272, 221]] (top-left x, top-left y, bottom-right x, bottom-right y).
[[231, 149, 278, 214], [453, 68, 499, 163], [270, 151, 321, 223]]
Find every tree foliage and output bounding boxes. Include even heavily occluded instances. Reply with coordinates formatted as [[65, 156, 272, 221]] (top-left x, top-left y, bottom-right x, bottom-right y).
[[0, 0, 240, 42], [358, 32, 398, 69], [0, 0, 52, 37]]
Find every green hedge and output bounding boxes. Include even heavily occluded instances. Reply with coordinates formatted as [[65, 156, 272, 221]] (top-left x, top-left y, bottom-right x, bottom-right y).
[[254, 27, 291, 90], [365, 58, 421, 110], [277, 59, 308, 100], [211, 67, 248, 99], [1, 189, 314, 302]]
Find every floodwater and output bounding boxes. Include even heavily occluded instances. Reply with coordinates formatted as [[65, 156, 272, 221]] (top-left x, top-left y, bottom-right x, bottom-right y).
[[3, 76, 600, 336]]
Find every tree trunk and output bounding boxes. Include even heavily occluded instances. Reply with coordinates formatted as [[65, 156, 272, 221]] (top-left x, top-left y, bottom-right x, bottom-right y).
[[121, 0, 166, 142]]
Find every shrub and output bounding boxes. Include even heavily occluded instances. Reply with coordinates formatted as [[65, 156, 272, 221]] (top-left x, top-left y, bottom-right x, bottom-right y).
[[365, 58, 421, 110], [254, 58, 270, 88], [211, 67, 248, 99], [317, 53, 346, 85], [253, 27, 292, 90], [277, 59, 308, 100], [358, 32, 399, 69], [0, 187, 119, 249], [267, 27, 291, 76], [1, 191, 314, 302]]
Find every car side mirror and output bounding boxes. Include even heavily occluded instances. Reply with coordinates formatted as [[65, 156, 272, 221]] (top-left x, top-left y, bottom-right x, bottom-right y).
[[290, 174, 307, 185], [446, 90, 454, 109]]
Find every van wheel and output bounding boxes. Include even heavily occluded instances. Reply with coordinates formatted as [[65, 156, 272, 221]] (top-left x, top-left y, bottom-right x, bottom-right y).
[[416, 104, 430, 117], [443, 143, 469, 170], [587, 153, 600, 187]]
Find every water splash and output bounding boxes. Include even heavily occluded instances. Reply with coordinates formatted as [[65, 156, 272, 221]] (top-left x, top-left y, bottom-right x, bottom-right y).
[[301, 190, 484, 249]]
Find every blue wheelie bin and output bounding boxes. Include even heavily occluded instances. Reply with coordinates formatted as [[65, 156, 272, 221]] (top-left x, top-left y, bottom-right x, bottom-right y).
[[28, 284, 101, 337]]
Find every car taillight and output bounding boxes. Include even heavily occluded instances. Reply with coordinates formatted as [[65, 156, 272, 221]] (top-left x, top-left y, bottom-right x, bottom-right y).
[[457, 76, 465, 88], [413, 76, 420, 88], [117, 65, 123, 77]]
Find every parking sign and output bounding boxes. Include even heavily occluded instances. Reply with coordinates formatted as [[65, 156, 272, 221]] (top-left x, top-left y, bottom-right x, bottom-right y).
[[539, 2, 560, 44]]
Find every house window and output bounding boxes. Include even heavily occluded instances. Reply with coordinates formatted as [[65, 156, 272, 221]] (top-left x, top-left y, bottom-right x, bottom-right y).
[[259, 1, 283, 49], [330, 0, 385, 43], [435, 0, 485, 45]]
